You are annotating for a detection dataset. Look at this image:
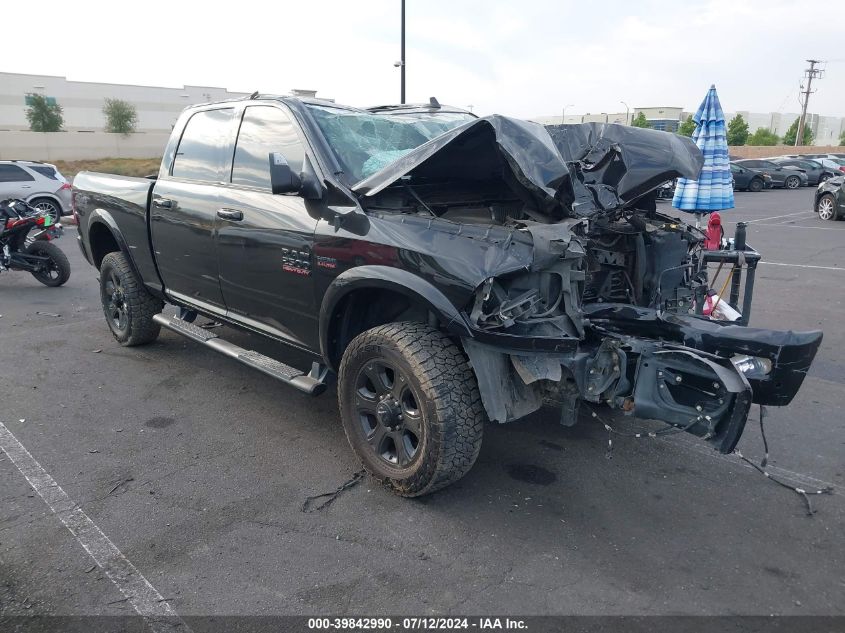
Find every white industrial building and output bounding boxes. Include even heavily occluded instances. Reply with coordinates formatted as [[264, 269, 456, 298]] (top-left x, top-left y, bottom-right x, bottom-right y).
[[0, 72, 252, 132], [533, 105, 844, 145]]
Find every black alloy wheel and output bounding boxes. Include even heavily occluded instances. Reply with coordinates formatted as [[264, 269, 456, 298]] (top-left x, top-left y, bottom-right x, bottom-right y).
[[354, 359, 424, 468], [102, 269, 129, 334]]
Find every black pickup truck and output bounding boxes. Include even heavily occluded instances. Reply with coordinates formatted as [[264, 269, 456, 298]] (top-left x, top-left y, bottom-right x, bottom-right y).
[[73, 95, 822, 496]]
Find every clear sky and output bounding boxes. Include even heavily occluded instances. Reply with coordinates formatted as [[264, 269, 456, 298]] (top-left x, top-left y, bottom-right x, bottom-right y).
[[4, 0, 842, 118]]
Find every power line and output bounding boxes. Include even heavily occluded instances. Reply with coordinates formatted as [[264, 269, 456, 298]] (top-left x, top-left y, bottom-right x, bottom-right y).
[[795, 59, 824, 147]]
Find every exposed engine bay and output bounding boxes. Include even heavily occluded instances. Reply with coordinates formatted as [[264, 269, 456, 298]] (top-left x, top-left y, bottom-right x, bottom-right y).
[[348, 117, 822, 454]]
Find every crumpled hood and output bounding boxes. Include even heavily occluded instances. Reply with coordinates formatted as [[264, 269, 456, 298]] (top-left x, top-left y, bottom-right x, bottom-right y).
[[352, 116, 703, 219]]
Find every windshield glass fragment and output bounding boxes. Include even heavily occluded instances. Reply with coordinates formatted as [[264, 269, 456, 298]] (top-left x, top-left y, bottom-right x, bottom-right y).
[[306, 105, 474, 181]]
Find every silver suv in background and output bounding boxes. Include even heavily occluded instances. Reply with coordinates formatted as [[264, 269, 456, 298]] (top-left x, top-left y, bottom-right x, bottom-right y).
[[0, 160, 71, 222]]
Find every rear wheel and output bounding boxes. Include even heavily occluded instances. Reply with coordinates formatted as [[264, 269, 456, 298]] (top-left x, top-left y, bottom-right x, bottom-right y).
[[747, 178, 763, 193], [99, 251, 163, 345], [26, 241, 70, 286], [817, 194, 838, 221], [30, 198, 62, 224], [819, 174, 830, 183], [785, 175, 801, 190], [338, 323, 485, 497]]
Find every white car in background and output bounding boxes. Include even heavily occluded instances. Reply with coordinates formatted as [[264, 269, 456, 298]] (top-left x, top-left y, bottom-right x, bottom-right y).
[[0, 160, 71, 222]]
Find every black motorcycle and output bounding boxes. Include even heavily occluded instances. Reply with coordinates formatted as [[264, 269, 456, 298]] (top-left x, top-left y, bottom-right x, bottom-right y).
[[1, 198, 70, 287]]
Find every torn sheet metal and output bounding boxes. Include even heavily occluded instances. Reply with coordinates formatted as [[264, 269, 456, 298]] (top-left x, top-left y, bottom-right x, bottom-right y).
[[352, 117, 703, 219]]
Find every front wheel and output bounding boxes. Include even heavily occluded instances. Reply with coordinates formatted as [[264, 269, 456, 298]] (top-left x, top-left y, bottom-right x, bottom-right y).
[[817, 194, 839, 221], [785, 175, 801, 190], [747, 178, 763, 193], [338, 323, 485, 497], [99, 251, 163, 346], [26, 241, 70, 287]]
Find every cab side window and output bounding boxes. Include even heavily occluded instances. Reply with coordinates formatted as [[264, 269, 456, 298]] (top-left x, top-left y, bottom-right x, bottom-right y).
[[231, 106, 305, 190], [171, 108, 234, 182]]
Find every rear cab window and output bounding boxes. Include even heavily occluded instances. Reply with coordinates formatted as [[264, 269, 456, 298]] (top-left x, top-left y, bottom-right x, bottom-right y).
[[171, 108, 234, 182]]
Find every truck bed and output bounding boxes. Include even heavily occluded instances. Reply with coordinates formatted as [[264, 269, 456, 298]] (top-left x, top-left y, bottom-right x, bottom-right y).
[[73, 171, 160, 291]]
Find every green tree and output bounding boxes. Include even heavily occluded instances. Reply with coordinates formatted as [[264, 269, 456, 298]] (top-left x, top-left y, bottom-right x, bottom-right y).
[[631, 112, 650, 128], [103, 98, 138, 135], [726, 114, 749, 146], [678, 115, 696, 137], [748, 128, 780, 146], [839, 129, 845, 146], [782, 117, 814, 146], [25, 94, 64, 132]]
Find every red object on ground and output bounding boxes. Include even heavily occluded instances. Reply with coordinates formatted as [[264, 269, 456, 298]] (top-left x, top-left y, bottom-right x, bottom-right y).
[[704, 212, 723, 250]]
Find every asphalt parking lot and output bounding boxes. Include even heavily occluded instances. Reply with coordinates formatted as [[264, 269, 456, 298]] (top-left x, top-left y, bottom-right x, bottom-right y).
[[1, 187, 844, 620]]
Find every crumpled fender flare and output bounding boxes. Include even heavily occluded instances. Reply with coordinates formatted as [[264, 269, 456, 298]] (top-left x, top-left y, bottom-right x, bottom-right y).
[[87, 208, 143, 281], [319, 265, 472, 368]]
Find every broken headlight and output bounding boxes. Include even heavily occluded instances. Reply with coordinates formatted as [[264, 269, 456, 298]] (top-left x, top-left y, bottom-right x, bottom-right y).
[[731, 355, 772, 379]]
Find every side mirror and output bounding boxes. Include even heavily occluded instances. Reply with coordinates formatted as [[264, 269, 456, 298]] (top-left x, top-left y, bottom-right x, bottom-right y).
[[269, 152, 301, 195]]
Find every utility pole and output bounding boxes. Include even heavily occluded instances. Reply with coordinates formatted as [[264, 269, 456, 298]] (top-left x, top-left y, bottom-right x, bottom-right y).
[[400, 0, 406, 104], [795, 59, 823, 147]]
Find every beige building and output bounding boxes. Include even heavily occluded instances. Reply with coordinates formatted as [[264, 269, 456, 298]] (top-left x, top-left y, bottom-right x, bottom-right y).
[[533, 106, 690, 132], [0, 72, 250, 132], [533, 103, 844, 145]]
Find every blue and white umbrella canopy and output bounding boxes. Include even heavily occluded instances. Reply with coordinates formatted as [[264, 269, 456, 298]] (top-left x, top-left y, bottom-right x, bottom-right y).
[[672, 85, 734, 213]]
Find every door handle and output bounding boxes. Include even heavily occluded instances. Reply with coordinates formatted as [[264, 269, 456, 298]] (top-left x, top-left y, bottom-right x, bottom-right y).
[[217, 208, 243, 221], [153, 198, 173, 208]]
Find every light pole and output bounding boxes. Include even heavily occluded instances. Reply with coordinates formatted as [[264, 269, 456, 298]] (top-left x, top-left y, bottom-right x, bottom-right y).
[[398, 0, 406, 103], [561, 104, 574, 124], [620, 101, 630, 125]]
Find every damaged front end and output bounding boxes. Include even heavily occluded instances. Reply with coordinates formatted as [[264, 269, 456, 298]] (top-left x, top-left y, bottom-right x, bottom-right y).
[[345, 115, 822, 454]]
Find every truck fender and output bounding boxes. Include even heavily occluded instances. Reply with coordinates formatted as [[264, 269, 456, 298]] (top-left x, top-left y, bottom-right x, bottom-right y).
[[319, 265, 473, 367], [87, 208, 144, 282]]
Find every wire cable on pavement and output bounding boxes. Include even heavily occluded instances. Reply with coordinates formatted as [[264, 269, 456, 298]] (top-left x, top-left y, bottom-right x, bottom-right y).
[[589, 403, 833, 516]]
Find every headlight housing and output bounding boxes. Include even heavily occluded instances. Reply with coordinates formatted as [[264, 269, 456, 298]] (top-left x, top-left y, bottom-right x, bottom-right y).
[[731, 354, 772, 379]]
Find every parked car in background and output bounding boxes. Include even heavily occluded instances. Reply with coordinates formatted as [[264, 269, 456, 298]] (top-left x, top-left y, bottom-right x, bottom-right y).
[[768, 157, 836, 185], [733, 159, 808, 189], [790, 153, 845, 161], [814, 176, 845, 221], [729, 162, 771, 192], [827, 158, 845, 174], [0, 160, 71, 222]]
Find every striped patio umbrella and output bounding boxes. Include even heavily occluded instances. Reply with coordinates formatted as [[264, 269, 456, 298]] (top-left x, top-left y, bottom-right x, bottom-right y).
[[672, 85, 734, 217]]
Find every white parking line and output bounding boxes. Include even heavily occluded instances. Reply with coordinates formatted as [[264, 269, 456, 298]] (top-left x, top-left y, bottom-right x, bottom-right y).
[[0, 421, 189, 632], [761, 262, 845, 272], [745, 210, 809, 223], [752, 223, 845, 231]]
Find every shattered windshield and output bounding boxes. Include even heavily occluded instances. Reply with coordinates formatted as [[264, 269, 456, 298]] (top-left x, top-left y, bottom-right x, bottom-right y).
[[306, 105, 474, 183]]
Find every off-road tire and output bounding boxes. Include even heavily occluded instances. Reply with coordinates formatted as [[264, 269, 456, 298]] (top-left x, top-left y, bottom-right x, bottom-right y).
[[26, 241, 70, 287], [747, 178, 763, 193], [99, 251, 163, 346], [338, 323, 485, 497]]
